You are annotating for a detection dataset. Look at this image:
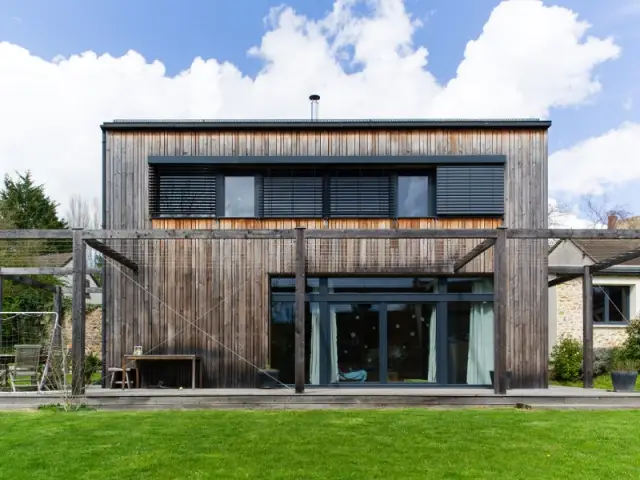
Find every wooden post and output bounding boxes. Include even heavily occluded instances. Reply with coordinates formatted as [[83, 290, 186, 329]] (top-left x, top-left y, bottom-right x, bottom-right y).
[[493, 227, 508, 394], [294, 227, 306, 394], [583, 265, 594, 388], [71, 229, 87, 396], [0, 277, 3, 350]]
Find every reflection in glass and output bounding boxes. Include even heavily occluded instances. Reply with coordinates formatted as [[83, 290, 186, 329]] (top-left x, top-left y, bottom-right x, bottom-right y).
[[225, 176, 255, 217], [328, 277, 437, 293], [270, 301, 318, 384], [447, 279, 494, 385], [398, 176, 429, 217], [387, 303, 436, 383], [331, 304, 379, 383], [447, 277, 494, 294], [270, 277, 320, 293]]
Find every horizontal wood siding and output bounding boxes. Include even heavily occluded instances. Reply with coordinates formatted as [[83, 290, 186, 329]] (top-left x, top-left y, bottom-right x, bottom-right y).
[[104, 128, 547, 388]]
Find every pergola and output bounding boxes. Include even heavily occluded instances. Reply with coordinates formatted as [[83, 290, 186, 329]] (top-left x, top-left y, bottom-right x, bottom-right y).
[[2, 227, 640, 396]]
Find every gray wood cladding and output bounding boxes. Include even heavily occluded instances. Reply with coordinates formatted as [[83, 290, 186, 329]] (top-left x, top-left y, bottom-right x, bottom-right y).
[[104, 127, 548, 388]]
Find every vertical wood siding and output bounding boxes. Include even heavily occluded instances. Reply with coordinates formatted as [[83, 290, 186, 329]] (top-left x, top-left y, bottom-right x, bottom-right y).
[[104, 128, 547, 388]]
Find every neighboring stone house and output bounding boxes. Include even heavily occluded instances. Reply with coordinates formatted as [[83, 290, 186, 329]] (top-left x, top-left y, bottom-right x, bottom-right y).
[[549, 216, 640, 350], [35, 253, 102, 305]]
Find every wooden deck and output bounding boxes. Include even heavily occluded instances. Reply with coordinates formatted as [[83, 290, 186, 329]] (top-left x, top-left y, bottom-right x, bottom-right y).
[[2, 386, 640, 410]]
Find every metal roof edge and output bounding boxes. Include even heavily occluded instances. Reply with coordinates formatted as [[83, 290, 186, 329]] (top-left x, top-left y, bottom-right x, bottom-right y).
[[101, 118, 552, 131]]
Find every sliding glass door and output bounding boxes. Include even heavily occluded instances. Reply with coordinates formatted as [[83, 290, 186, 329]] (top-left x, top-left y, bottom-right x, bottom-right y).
[[331, 303, 380, 383], [386, 303, 436, 384], [269, 276, 494, 387]]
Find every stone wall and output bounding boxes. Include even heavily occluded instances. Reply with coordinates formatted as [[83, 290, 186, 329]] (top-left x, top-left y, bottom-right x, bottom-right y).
[[556, 279, 627, 348], [63, 307, 102, 358]]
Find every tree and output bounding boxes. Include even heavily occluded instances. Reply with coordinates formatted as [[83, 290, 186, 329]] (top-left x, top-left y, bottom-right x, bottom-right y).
[[0, 171, 67, 230], [581, 194, 632, 228], [548, 200, 573, 227], [64, 194, 103, 272], [65, 194, 100, 229]]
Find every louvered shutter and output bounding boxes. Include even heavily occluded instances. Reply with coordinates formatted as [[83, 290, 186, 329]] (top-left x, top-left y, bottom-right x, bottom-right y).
[[261, 176, 323, 217], [436, 165, 504, 216], [329, 176, 394, 217], [149, 165, 217, 217]]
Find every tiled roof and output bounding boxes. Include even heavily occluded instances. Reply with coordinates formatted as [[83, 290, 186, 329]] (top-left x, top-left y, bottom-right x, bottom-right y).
[[571, 239, 640, 266], [31, 253, 73, 267]]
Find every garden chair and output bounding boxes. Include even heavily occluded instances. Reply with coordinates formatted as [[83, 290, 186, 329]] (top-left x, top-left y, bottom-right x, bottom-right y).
[[8, 344, 42, 392]]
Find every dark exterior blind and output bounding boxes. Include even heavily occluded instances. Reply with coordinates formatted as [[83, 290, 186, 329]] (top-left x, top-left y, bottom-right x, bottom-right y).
[[329, 176, 394, 217], [261, 176, 323, 217], [436, 165, 504, 216], [149, 165, 217, 217]]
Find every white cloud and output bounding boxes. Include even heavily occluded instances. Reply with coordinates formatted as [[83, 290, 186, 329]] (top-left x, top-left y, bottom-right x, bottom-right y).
[[549, 122, 640, 196], [0, 0, 623, 217]]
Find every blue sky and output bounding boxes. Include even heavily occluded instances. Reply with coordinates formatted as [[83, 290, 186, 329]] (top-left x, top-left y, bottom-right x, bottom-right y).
[[1, 0, 639, 222]]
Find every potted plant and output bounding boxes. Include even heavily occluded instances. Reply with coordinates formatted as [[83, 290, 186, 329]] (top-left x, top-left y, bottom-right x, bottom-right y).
[[610, 348, 639, 392], [257, 362, 280, 389]]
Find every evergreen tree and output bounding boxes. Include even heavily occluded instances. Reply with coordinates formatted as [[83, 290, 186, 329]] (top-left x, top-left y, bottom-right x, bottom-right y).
[[0, 171, 67, 229]]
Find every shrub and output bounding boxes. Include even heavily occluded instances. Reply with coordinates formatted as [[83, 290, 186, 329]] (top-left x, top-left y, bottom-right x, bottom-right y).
[[550, 336, 583, 382], [84, 352, 102, 385], [610, 346, 640, 372], [622, 316, 640, 361], [593, 348, 613, 376]]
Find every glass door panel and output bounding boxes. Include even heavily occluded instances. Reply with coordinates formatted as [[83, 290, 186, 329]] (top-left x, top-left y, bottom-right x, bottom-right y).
[[446, 300, 494, 385], [387, 303, 436, 383], [330, 303, 380, 383]]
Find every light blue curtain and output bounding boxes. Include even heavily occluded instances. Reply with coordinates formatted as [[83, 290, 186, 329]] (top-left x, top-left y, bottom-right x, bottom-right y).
[[466, 279, 494, 385], [427, 307, 437, 382], [309, 303, 321, 385], [329, 310, 339, 383]]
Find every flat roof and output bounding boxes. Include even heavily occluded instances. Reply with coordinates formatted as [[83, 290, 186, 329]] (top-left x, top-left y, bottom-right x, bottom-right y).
[[101, 118, 552, 131]]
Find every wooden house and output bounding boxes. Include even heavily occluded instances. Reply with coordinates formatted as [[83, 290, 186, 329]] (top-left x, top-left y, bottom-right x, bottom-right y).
[[100, 114, 550, 390]]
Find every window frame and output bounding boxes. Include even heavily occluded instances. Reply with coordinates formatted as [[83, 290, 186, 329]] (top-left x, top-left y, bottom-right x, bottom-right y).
[[149, 164, 502, 220], [396, 173, 436, 218], [220, 174, 259, 219], [149, 164, 218, 219], [592, 284, 631, 325]]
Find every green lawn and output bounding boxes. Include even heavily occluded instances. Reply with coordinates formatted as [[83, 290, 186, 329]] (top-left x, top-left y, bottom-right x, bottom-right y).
[[2, 410, 640, 479], [551, 374, 640, 391]]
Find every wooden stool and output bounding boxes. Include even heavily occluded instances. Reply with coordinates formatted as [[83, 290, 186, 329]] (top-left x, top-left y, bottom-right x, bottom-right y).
[[108, 367, 133, 389]]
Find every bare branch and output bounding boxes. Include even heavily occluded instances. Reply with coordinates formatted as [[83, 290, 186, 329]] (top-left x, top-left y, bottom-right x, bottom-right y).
[[581, 194, 632, 228], [548, 200, 573, 227], [65, 194, 101, 229]]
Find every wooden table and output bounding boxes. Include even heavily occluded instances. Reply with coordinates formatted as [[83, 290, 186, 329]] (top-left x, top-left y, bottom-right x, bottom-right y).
[[122, 354, 202, 389]]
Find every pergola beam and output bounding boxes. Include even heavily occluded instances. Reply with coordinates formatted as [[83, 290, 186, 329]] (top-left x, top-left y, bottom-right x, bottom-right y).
[[2, 227, 640, 241], [0, 229, 72, 239], [1, 275, 57, 293], [71, 229, 86, 396], [510, 229, 640, 239], [548, 245, 640, 287], [493, 227, 508, 394], [583, 266, 594, 388], [294, 227, 306, 394], [0, 267, 101, 275], [85, 239, 138, 273], [454, 238, 495, 272]]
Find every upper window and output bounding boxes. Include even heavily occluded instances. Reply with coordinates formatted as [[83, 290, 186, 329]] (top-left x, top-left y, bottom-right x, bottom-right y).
[[398, 176, 430, 217], [329, 174, 394, 217], [593, 285, 630, 324], [261, 174, 323, 218], [149, 163, 504, 219], [224, 176, 255, 217], [149, 165, 217, 218]]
